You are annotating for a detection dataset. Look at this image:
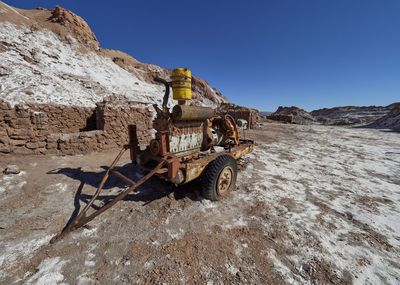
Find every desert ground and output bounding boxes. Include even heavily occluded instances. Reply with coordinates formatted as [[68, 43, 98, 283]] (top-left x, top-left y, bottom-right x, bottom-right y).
[[0, 123, 399, 285]]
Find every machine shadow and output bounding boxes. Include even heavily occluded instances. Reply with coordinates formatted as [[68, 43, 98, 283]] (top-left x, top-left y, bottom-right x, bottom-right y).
[[48, 163, 203, 228]]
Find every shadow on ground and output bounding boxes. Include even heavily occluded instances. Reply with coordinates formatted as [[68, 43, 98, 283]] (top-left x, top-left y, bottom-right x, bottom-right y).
[[47, 163, 203, 229]]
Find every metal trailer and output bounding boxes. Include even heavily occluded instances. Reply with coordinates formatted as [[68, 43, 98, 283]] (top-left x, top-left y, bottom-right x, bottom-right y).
[[52, 74, 254, 242]]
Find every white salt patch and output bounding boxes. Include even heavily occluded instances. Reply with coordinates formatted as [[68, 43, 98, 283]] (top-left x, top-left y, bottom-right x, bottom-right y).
[[238, 126, 400, 284], [0, 170, 27, 193], [222, 217, 247, 230], [84, 260, 95, 267], [43, 182, 69, 194], [84, 251, 96, 268], [0, 23, 223, 109], [0, 23, 167, 108], [87, 253, 95, 259], [166, 228, 185, 240], [144, 260, 155, 270], [81, 227, 98, 237], [17, 181, 27, 188], [233, 240, 249, 258], [56, 183, 69, 192], [267, 251, 298, 285], [240, 162, 254, 179], [199, 199, 217, 211], [26, 257, 68, 285], [0, 235, 53, 277], [76, 274, 96, 285], [225, 261, 239, 275]]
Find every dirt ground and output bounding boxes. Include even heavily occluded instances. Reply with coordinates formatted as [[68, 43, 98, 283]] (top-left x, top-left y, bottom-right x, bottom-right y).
[[1, 123, 400, 285]]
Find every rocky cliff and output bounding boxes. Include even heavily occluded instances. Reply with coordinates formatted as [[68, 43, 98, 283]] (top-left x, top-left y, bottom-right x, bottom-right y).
[[267, 106, 315, 125], [0, 2, 228, 155], [0, 2, 227, 108], [310, 105, 393, 126], [367, 103, 400, 131], [267, 104, 399, 130]]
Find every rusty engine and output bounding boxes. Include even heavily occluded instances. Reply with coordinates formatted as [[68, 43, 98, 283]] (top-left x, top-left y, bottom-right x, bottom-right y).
[[131, 76, 250, 185], [53, 68, 254, 241]]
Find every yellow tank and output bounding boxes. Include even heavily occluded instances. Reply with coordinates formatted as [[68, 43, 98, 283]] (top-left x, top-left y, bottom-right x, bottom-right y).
[[171, 68, 192, 100]]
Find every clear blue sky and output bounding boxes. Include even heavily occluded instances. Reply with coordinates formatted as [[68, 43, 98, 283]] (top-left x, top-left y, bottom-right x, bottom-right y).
[[6, 0, 400, 111]]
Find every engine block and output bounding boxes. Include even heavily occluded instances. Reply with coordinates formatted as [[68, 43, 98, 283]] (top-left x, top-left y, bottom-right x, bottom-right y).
[[168, 124, 203, 154]]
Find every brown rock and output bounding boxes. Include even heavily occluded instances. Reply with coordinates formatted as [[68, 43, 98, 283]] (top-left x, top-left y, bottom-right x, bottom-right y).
[[0, 130, 9, 144], [8, 129, 34, 140], [15, 105, 30, 118], [13, 146, 32, 155], [46, 148, 58, 155], [46, 142, 58, 149], [0, 100, 11, 110], [0, 143, 11, 153], [10, 139, 26, 146], [26, 141, 39, 149], [30, 112, 48, 126], [16, 118, 32, 128], [3, 114, 15, 123], [3, 165, 20, 175], [37, 141, 46, 148], [34, 148, 47, 154], [36, 130, 50, 138]]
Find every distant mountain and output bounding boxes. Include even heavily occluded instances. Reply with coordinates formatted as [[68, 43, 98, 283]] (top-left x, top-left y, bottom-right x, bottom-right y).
[[310, 104, 397, 126], [260, 111, 273, 117], [265, 103, 400, 131], [267, 106, 315, 124], [367, 103, 400, 131]]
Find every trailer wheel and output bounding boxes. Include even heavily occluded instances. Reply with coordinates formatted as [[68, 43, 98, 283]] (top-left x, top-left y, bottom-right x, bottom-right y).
[[201, 155, 237, 201]]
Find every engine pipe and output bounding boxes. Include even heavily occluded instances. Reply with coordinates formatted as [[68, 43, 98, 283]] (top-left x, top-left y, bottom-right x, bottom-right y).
[[172, 105, 216, 121], [154, 77, 170, 113]]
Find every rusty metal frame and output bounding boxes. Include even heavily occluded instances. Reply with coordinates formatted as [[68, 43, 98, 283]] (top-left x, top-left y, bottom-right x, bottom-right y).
[[52, 120, 254, 243], [51, 145, 165, 243], [128, 125, 140, 163]]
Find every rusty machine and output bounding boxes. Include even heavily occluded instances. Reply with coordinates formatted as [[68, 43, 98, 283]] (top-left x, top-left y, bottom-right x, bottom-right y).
[[53, 68, 254, 242]]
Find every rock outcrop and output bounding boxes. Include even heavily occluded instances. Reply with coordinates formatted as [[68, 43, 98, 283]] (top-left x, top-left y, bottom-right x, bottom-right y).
[[0, 2, 226, 108], [267, 106, 315, 125], [310, 105, 393, 126], [0, 2, 228, 155], [218, 103, 261, 129], [367, 103, 400, 132]]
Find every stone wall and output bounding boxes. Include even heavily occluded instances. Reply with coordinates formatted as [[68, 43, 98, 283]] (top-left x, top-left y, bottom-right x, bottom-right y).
[[218, 103, 261, 129], [0, 99, 154, 155], [1, 101, 48, 155], [96, 100, 153, 146], [26, 104, 97, 133]]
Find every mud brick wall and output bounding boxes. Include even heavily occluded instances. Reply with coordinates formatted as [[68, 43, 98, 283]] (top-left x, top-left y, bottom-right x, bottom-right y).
[[96, 102, 153, 146], [0, 99, 154, 155], [234, 110, 261, 128], [0, 100, 49, 155], [26, 104, 96, 133], [218, 103, 261, 129], [48, 131, 114, 155]]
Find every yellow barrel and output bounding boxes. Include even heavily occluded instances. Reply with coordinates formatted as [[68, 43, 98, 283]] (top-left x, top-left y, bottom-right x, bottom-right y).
[[171, 68, 192, 100]]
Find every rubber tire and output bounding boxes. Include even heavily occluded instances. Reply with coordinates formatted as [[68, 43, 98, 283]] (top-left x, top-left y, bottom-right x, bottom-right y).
[[201, 155, 237, 201]]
